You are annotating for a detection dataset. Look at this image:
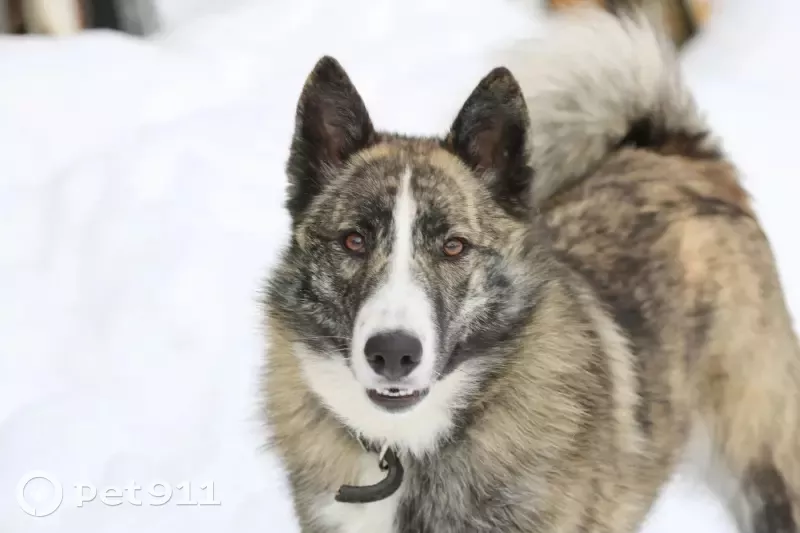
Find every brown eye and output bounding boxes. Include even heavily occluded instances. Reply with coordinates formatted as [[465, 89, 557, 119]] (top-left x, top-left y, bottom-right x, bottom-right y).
[[443, 238, 467, 258], [343, 232, 366, 254]]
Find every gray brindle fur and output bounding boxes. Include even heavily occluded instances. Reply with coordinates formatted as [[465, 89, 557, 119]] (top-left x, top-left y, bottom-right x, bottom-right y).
[[262, 7, 800, 533]]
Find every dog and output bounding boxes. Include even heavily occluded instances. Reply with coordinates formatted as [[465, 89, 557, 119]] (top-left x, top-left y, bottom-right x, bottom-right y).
[[262, 6, 800, 533]]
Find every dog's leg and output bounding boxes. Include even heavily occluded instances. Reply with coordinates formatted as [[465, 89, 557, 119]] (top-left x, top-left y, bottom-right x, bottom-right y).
[[711, 396, 800, 533], [675, 214, 800, 533], [701, 309, 800, 532], [743, 462, 798, 533]]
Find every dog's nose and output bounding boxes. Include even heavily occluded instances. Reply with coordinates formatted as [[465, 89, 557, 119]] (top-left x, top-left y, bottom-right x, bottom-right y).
[[364, 331, 422, 380]]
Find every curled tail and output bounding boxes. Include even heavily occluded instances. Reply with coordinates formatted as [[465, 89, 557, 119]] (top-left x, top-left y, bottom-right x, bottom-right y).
[[494, 5, 720, 207]]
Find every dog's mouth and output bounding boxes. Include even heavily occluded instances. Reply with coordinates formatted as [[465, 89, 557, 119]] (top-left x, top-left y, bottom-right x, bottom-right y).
[[367, 387, 429, 412]]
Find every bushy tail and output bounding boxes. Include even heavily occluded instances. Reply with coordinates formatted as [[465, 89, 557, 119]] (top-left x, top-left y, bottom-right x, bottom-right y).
[[494, 5, 721, 207]]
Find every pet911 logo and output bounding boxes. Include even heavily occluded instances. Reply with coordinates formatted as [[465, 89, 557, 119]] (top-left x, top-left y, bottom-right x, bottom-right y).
[[17, 471, 221, 517]]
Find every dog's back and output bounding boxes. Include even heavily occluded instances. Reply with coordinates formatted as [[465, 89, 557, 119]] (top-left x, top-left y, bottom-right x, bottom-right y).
[[544, 147, 800, 532], [506, 7, 800, 531]]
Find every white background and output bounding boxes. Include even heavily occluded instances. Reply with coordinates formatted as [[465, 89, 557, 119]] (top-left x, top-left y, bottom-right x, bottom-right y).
[[1, 0, 798, 531]]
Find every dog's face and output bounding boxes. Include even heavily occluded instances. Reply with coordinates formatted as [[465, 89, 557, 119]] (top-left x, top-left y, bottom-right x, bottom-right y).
[[268, 57, 544, 455]]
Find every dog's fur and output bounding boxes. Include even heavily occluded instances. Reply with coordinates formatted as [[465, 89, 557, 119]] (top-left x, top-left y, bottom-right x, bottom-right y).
[[262, 7, 800, 533]]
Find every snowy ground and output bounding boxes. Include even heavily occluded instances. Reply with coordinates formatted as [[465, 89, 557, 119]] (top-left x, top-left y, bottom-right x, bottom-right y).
[[1, 0, 798, 531]]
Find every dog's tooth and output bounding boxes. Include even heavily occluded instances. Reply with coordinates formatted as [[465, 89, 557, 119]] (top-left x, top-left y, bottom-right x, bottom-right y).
[[374, 387, 419, 398]]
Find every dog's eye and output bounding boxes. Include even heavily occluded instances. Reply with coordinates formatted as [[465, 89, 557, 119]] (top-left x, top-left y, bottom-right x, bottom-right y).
[[442, 238, 468, 258], [342, 232, 367, 254]]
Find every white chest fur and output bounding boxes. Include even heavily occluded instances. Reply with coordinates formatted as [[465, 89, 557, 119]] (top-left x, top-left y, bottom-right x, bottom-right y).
[[315, 453, 402, 533]]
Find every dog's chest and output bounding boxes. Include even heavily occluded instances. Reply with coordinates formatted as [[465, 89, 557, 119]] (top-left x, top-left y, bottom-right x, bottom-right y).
[[316, 454, 402, 533]]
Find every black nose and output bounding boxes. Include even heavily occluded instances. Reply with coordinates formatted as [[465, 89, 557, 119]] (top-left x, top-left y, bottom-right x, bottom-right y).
[[364, 331, 423, 380]]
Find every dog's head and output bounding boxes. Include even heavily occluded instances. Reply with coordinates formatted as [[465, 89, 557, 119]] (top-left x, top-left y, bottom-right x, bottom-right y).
[[267, 56, 547, 455]]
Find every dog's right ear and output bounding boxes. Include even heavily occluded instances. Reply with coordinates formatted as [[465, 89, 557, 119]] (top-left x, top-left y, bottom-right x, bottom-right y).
[[286, 56, 375, 219]]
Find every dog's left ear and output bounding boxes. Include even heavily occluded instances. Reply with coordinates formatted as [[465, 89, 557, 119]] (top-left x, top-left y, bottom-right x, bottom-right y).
[[446, 67, 533, 211]]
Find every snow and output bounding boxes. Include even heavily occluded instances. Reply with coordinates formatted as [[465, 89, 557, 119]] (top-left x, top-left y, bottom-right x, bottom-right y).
[[1, 0, 797, 531]]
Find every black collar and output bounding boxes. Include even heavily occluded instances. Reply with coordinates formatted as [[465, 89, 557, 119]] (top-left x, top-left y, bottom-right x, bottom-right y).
[[334, 437, 405, 504]]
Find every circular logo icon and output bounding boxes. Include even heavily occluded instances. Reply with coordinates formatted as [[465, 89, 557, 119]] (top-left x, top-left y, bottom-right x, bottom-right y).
[[17, 471, 63, 517]]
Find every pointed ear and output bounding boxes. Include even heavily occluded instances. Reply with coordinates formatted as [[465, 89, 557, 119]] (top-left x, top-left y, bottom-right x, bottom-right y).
[[286, 56, 375, 219], [446, 67, 533, 210]]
